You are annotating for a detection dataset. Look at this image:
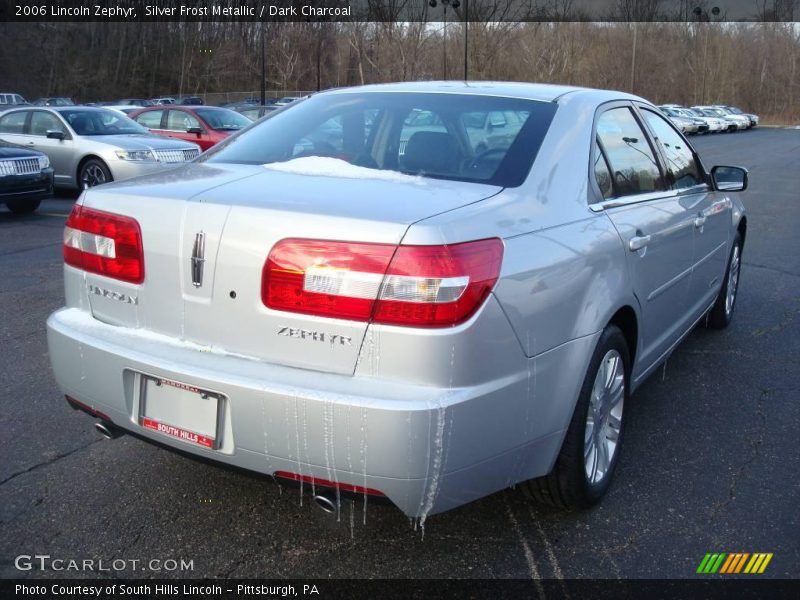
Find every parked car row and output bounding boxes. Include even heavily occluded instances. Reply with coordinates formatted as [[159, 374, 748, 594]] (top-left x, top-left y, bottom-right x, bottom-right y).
[[0, 106, 201, 201], [658, 104, 759, 134]]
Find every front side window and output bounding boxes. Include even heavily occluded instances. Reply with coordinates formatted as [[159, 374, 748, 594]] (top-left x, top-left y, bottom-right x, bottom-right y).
[[203, 92, 557, 187], [641, 109, 704, 190], [595, 107, 664, 197], [0, 111, 28, 134], [30, 111, 66, 136]]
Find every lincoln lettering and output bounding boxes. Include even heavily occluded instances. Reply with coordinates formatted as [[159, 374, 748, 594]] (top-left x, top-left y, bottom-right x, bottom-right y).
[[277, 327, 352, 346]]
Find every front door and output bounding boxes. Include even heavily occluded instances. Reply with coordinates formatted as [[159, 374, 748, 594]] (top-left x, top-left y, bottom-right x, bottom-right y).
[[638, 106, 732, 321], [28, 110, 75, 185]]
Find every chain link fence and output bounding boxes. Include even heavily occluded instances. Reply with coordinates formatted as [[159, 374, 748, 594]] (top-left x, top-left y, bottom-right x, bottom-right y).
[[165, 91, 315, 106]]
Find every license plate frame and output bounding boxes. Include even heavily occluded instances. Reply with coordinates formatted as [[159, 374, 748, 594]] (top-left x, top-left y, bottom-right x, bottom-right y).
[[137, 374, 225, 450]]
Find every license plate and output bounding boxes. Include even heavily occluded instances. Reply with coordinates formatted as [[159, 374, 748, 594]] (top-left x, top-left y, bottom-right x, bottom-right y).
[[138, 375, 223, 449]]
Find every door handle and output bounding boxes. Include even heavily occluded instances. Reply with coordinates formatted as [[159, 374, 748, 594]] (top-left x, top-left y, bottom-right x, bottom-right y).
[[26, 141, 35, 146], [629, 235, 651, 252], [694, 215, 707, 228]]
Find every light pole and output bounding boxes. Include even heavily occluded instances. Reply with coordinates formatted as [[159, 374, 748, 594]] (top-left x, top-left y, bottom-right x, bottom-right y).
[[693, 6, 721, 105], [429, 0, 462, 80], [260, 25, 266, 105]]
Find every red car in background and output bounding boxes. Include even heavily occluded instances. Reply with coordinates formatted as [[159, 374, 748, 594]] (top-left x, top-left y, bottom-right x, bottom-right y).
[[129, 106, 251, 151]]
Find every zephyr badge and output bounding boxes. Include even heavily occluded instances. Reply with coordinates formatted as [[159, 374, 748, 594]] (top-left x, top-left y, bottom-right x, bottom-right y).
[[191, 231, 205, 287]]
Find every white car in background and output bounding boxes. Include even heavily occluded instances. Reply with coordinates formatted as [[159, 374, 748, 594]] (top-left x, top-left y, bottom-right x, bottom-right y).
[[682, 107, 728, 132], [713, 105, 757, 128], [693, 106, 747, 131]]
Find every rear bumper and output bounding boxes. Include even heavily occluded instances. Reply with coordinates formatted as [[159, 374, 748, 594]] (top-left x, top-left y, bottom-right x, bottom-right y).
[[46, 307, 596, 517]]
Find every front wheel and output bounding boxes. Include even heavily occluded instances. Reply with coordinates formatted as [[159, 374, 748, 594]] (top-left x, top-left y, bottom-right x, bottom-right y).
[[79, 159, 112, 189], [524, 325, 629, 509], [5, 199, 41, 214]]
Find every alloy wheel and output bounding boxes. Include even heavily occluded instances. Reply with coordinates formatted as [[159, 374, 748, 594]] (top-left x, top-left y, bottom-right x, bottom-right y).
[[584, 349, 625, 485]]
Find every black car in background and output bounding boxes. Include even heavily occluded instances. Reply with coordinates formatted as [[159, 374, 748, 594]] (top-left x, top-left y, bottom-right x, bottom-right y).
[[176, 96, 204, 105], [0, 140, 54, 214]]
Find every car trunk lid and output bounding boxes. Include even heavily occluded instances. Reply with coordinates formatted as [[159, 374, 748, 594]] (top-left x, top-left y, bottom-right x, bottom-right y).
[[79, 164, 501, 375]]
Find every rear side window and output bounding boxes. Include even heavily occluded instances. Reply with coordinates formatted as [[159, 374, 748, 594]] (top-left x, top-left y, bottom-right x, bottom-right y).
[[0, 111, 27, 133], [135, 110, 163, 129], [204, 92, 558, 187], [596, 107, 664, 197], [641, 109, 704, 190]]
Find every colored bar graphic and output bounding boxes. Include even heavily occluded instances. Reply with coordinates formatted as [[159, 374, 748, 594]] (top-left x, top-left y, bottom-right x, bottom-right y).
[[698, 552, 772, 574], [710, 553, 726, 573], [734, 553, 750, 573], [697, 553, 713, 574], [720, 554, 737, 574], [757, 553, 773, 573]]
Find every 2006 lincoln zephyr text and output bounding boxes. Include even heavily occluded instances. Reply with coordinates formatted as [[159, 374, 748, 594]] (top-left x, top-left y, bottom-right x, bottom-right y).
[[46, 82, 748, 520]]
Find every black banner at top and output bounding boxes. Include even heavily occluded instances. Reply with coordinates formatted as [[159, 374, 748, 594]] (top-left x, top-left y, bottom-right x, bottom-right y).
[[1, 0, 797, 23]]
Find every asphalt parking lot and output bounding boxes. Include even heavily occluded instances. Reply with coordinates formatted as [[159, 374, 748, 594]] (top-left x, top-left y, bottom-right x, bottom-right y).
[[1, 128, 798, 580]]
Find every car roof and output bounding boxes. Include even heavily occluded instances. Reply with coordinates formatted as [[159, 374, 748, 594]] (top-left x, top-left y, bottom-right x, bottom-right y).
[[321, 81, 646, 105], [48, 106, 110, 113]]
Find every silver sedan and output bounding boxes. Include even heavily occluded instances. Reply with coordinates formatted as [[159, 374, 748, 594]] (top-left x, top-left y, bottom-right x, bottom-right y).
[[0, 106, 200, 189], [46, 82, 748, 520]]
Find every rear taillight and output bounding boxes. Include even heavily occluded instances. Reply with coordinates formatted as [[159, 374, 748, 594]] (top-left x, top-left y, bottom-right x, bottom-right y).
[[63, 205, 144, 284], [262, 238, 503, 327]]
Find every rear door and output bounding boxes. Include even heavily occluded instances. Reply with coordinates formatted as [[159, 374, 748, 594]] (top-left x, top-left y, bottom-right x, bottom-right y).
[[638, 106, 731, 320], [593, 103, 696, 375], [0, 109, 31, 146]]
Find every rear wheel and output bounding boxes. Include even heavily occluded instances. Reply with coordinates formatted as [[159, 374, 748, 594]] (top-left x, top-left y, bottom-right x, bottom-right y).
[[79, 159, 112, 189], [5, 200, 41, 214], [524, 325, 629, 509], [708, 233, 742, 329]]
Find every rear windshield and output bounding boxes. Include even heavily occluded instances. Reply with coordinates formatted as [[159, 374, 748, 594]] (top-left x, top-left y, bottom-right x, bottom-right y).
[[203, 92, 557, 187]]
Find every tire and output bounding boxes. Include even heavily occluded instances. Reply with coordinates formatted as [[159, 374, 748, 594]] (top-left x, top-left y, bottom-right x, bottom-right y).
[[524, 325, 630, 509], [708, 232, 742, 329], [79, 158, 113, 189], [5, 199, 41, 214]]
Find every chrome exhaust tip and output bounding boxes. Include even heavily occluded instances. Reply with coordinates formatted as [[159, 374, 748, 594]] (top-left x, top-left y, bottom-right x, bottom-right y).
[[312, 494, 337, 514], [95, 421, 124, 440]]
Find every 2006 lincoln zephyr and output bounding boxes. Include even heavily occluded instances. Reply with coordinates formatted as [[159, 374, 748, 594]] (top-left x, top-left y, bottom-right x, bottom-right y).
[[46, 82, 748, 520]]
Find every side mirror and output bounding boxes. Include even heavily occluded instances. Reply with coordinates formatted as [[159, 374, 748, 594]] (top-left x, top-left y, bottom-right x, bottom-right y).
[[186, 126, 203, 135], [711, 165, 748, 192], [46, 130, 65, 140]]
